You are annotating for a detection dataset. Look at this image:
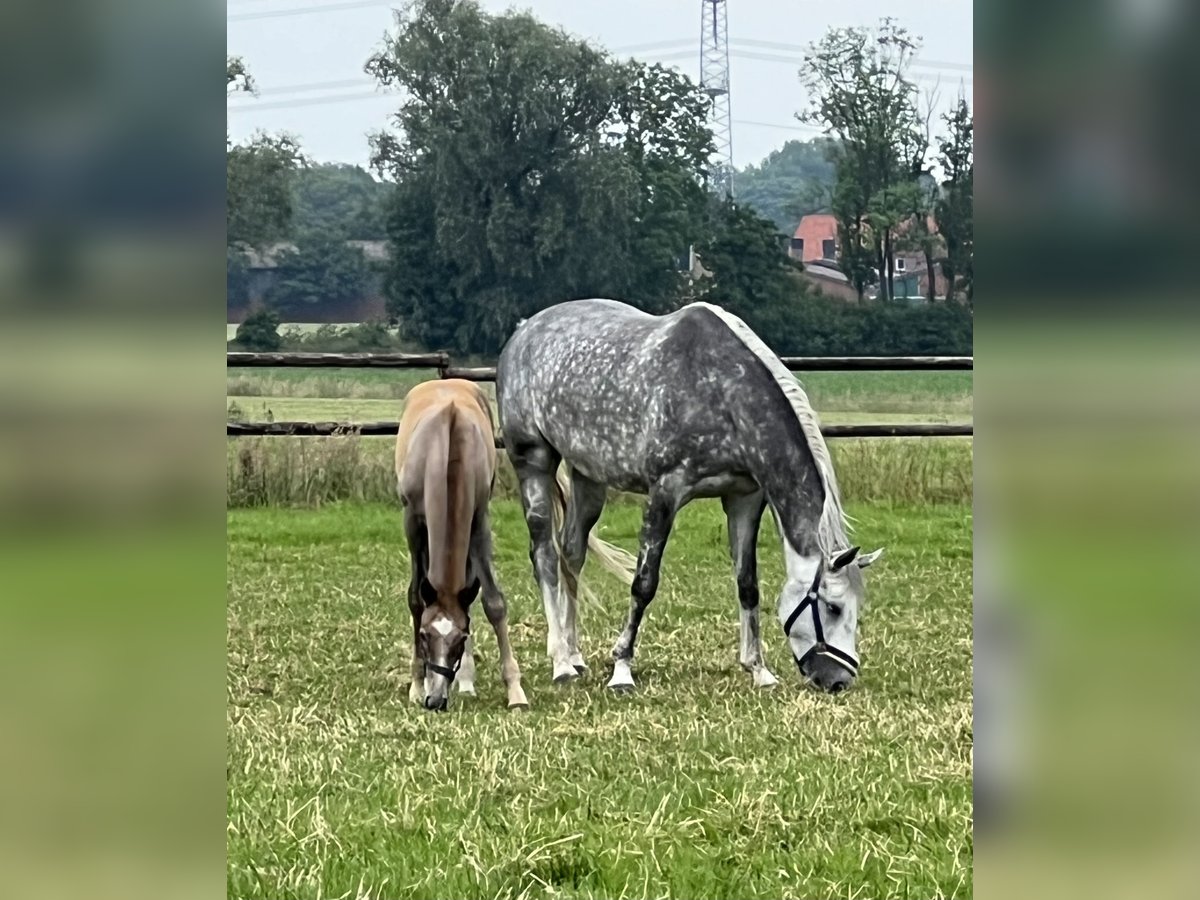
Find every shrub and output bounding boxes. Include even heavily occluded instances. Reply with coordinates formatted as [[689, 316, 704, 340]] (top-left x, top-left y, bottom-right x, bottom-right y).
[[232, 307, 283, 351]]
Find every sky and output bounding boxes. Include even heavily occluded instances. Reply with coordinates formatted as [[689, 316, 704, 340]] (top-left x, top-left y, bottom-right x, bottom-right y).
[[227, 0, 972, 174]]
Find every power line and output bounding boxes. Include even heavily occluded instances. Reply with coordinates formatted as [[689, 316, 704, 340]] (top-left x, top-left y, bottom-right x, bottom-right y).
[[229, 90, 394, 112], [229, 0, 395, 22], [731, 37, 971, 73]]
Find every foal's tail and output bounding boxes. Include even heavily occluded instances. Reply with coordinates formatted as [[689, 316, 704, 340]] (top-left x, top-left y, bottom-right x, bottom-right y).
[[550, 465, 636, 606]]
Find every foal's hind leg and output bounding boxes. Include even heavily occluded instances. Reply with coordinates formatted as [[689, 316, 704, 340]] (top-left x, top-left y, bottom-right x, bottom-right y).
[[723, 491, 778, 689], [559, 468, 608, 673], [404, 507, 428, 706], [471, 513, 528, 709], [511, 444, 575, 683]]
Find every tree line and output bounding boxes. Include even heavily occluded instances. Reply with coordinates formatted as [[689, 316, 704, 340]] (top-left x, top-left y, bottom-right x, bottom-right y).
[[227, 1, 972, 356]]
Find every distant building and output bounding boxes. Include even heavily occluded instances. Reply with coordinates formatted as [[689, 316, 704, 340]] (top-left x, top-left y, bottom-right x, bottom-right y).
[[790, 213, 949, 301], [228, 240, 390, 323]]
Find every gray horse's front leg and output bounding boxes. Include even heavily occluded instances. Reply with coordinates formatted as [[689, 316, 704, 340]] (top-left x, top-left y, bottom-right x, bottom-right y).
[[609, 485, 680, 690], [723, 491, 778, 688]]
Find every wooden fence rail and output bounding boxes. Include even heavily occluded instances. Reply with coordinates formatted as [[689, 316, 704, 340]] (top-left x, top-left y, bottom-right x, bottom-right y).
[[227, 352, 973, 375], [226, 352, 973, 440], [227, 421, 972, 440]]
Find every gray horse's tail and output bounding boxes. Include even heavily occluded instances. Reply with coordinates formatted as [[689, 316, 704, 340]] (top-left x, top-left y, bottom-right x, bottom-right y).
[[550, 466, 636, 607]]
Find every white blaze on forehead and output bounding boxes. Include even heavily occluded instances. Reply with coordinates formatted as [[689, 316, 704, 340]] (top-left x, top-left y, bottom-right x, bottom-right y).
[[431, 616, 455, 636]]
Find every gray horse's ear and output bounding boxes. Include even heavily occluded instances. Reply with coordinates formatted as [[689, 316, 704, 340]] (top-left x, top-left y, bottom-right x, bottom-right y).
[[830, 546, 860, 571], [856, 548, 884, 569]]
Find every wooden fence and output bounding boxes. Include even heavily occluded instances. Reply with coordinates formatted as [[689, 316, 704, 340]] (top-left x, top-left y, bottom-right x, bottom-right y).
[[226, 352, 973, 440]]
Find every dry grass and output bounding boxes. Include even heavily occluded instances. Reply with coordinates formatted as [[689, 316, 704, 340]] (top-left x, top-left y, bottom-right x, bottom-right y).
[[227, 500, 972, 899], [227, 435, 972, 509]]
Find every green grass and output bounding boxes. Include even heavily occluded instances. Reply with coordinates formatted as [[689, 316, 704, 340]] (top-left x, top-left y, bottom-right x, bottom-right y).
[[227, 499, 972, 899], [228, 369, 972, 417]]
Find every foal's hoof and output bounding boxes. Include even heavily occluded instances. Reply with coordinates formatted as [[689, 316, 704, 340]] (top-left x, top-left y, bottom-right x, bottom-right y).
[[569, 653, 588, 674], [507, 685, 529, 710]]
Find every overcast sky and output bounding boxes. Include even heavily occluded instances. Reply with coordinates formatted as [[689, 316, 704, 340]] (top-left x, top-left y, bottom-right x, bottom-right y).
[[228, 0, 972, 173]]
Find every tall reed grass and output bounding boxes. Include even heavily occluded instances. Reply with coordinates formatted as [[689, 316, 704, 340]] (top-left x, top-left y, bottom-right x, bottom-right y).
[[227, 436, 971, 508]]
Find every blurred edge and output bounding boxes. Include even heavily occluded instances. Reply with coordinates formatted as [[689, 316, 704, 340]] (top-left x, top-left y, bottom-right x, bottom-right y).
[[0, 3, 225, 900], [977, 1, 1200, 899]]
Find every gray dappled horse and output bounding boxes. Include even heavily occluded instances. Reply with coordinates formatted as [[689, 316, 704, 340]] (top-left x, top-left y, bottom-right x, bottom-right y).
[[496, 299, 883, 694]]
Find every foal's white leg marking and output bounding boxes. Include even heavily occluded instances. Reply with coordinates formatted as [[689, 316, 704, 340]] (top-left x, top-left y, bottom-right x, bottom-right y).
[[607, 658, 635, 690], [457, 635, 477, 696]]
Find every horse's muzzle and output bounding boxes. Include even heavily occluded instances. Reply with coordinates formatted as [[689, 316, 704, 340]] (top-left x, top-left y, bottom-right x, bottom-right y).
[[806, 654, 855, 694]]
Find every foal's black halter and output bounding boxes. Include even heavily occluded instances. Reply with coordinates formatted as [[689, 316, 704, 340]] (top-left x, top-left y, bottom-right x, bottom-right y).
[[423, 621, 469, 683], [424, 657, 462, 683], [782, 568, 860, 677]]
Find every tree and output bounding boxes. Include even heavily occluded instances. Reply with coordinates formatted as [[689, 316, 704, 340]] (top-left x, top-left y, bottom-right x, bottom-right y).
[[227, 56, 255, 95], [732, 138, 838, 234], [267, 233, 372, 313], [232, 307, 282, 351], [292, 164, 390, 241], [936, 97, 973, 303], [226, 58, 304, 252], [697, 200, 800, 337], [798, 19, 927, 302], [366, 0, 713, 353], [227, 132, 305, 251]]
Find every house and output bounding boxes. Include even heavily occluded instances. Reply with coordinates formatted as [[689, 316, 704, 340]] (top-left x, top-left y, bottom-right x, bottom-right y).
[[789, 214, 840, 264], [228, 240, 390, 323], [790, 213, 949, 301]]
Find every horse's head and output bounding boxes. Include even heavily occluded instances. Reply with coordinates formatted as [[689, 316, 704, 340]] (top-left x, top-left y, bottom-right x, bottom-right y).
[[778, 546, 884, 693], [417, 578, 478, 711]]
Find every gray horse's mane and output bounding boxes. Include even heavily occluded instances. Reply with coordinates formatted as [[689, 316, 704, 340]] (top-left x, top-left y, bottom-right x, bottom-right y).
[[691, 302, 852, 553]]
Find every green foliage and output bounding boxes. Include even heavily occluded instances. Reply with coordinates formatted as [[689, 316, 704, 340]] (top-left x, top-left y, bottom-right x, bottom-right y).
[[763, 289, 972, 357], [266, 232, 372, 312], [227, 131, 305, 250], [292, 163, 390, 241], [227, 246, 253, 307], [732, 138, 837, 233], [367, 0, 713, 353], [936, 98, 974, 303], [278, 322, 408, 353], [232, 307, 282, 351], [697, 200, 801, 336]]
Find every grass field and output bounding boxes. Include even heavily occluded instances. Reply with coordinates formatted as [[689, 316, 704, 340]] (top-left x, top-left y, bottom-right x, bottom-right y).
[[227, 499, 972, 899], [228, 369, 973, 418]]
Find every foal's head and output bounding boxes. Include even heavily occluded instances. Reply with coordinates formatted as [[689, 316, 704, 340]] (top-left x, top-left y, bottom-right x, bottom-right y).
[[417, 578, 479, 711], [779, 546, 884, 694]]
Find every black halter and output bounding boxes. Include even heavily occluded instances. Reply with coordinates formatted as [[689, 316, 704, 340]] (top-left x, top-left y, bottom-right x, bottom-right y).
[[423, 620, 469, 683], [782, 567, 860, 677]]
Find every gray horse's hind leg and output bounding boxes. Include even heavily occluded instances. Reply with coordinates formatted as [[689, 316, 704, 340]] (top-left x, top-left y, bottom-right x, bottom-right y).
[[559, 469, 608, 673], [609, 483, 680, 690], [723, 491, 779, 688], [510, 443, 576, 683]]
